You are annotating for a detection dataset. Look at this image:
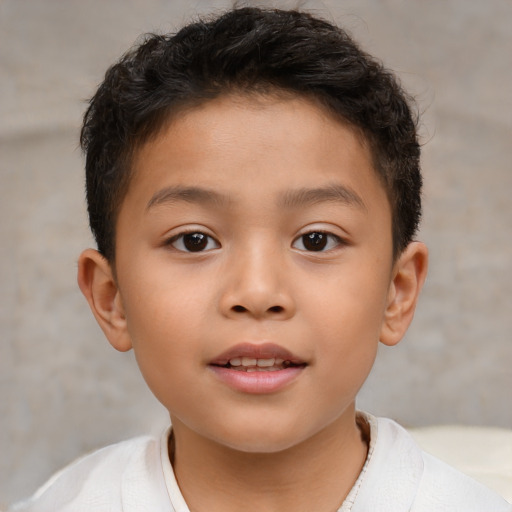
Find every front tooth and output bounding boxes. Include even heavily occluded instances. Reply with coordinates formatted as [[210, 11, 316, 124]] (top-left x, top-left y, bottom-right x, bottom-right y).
[[229, 358, 242, 366], [241, 357, 257, 366], [256, 358, 275, 367], [275, 358, 284, 365]]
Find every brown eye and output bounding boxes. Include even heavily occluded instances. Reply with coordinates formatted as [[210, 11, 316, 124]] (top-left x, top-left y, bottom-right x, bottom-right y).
[[169, 232, 220, 252], [302, 232, 328, 251], [183, 233, 208, 251], [292, 231, 342, 252]]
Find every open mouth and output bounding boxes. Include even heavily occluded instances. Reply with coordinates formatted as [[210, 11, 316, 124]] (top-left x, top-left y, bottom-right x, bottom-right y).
[[209, 344, 306, 393], [213, 357, 306, 372]]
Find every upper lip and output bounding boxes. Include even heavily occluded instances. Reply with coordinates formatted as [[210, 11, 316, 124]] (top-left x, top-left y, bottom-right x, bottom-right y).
[[210, 342, 305, 366]]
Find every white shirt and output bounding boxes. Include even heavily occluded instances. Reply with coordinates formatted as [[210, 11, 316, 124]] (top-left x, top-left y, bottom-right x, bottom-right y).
[[10, 414, 512, 512]]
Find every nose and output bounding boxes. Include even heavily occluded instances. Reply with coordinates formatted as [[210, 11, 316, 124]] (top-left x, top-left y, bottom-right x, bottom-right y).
[[219, 243, 296, 320]]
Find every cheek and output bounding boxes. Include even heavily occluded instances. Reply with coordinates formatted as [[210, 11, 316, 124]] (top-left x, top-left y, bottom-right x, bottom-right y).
[[303, 266, 389, 339], [316, 308, 380, 377], [315, 314, 379, 409], [120, 278, 210, 394], [127, 309, 201, 412], [300, 267, 388, 380], [122, 259, 212, 336], [126, 291, 205, 359]]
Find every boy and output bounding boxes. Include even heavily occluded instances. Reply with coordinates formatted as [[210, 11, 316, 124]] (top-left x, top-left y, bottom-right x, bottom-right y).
[[12, 7, 511, 512]]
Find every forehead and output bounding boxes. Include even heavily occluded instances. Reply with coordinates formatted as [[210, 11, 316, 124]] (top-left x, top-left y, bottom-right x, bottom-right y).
[[125, 94, 389, 217]]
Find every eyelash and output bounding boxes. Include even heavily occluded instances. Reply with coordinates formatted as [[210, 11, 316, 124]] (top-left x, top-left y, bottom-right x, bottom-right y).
[[166, 229, 344, 254], [166, 231, 220, 253], [292, 231, 344, 252]]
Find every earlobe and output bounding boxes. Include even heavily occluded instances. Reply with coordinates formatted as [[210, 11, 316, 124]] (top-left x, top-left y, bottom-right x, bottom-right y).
[[77, 249, 133, 352], [379, 242, 428, 347]]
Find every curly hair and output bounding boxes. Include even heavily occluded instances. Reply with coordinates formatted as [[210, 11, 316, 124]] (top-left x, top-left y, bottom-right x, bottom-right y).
[[81, 7, 421, 262]]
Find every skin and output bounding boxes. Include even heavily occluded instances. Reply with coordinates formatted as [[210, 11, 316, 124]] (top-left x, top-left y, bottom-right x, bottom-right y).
[[78, 94, 428, 512]]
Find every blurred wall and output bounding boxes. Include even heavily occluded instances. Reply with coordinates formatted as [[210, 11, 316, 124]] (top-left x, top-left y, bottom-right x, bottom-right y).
[[1, 0, 511, 506]]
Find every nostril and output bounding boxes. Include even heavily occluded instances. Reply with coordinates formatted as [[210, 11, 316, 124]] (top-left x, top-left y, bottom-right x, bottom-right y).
[[230, 304, 284, 314]]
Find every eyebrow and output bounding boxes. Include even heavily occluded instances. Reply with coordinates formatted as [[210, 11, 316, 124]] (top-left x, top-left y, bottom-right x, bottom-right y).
[[278, 184, 367, 211], [146, 183, 366, 212], [146, 186, 231, 211]]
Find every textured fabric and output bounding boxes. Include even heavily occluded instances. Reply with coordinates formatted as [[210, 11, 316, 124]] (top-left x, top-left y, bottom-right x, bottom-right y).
[[352, 416, 512, 511], [408, 424, 512, 502], [10, 415, 512, 512], [9, 431, 176, 512]]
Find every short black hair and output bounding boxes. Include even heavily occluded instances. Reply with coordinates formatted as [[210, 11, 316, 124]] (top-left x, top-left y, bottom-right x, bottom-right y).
[[81, 7, 422, 262]]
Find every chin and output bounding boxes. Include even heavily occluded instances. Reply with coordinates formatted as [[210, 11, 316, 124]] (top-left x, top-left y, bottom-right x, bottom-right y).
[[222, 436, 301, 455], [208, 419, 315, 455]]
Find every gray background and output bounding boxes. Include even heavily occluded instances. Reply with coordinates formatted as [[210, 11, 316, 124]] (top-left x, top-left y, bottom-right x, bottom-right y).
[[1, 0, 511, 506]]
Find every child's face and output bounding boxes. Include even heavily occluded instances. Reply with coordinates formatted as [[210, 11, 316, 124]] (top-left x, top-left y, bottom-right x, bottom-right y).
[[92, 95, 417, 453]]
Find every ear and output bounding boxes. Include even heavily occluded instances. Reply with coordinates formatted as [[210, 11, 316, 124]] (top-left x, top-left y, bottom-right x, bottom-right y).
[[379, 242, 428, 347], [77, 249, 132, 352]]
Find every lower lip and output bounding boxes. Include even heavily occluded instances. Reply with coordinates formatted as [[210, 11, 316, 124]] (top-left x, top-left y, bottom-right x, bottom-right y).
[[209, 366, 304, 394]]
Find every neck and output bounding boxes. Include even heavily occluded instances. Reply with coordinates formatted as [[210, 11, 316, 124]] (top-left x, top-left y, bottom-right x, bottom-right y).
[[170, 408, 368, 512]]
